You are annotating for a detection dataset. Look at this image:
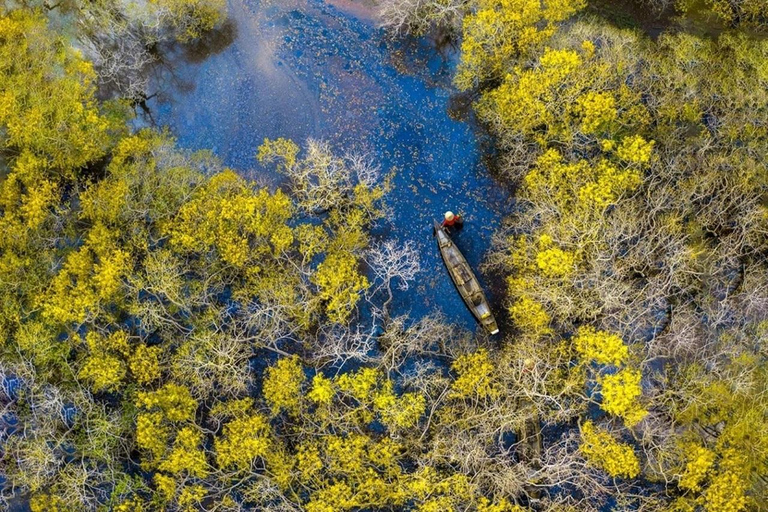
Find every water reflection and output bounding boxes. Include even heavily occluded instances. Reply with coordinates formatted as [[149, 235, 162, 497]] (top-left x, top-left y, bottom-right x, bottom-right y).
[[138, 0, 514, 333]]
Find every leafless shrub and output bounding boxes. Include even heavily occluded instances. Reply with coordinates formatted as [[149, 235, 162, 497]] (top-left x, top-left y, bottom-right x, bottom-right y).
[[280, 140, 380, 214], [529, 431, 614, 508], [365, 239, 421, 315], [171, 330, 252, 400], [311, 318, 380, 368], [81, 27, 156, 101], [378, 0, 469, 35], [240, 301, 303, 351], [376, 313, 460, 374]]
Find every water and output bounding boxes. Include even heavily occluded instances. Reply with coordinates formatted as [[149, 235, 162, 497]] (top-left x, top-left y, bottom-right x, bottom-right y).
[[140, 0, 514, 333]]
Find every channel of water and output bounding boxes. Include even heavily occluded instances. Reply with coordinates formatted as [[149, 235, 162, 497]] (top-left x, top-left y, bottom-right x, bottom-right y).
[[140, 0, 515, 333]]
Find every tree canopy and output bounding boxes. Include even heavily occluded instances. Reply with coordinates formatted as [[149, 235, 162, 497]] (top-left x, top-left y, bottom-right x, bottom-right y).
[[1, 0, 767, 511]]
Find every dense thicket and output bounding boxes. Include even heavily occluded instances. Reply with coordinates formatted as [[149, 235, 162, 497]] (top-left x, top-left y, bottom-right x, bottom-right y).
[[379, 0, 768, 510], [1, 0, 767, 511]]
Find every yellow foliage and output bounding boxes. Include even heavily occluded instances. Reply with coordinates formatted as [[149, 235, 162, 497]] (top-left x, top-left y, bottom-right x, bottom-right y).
[[263, 355, 306, 415], [455, 0, 586, 90], [679, 444, 715, 492], [136, 412, 170, 461], [326, 434, 371, 475], [478, 498, 523, 512], [154, 473, 176, 502], [373, 380, 426, 429], [615, 134, 655, 166], [536, 246, 576, 277], [697, 0, 768, 28], [0, 152, 57, 255], [337, 367, 380, 401], [149, 0, 226, 42], [129, 344, 162, 385], [579, 420, 640, 478], [508, 295, 553, 337], [296, 442, 324, 482], [599, 368, 647, 426], [524, 149, 642, 211], [308, 373, 336, 404], [136, 383, 197, 422], [215, 413, 272, 471], [406, 467, 477, 510], [573, 326, 629, 366], [80, 175, 130, 226], [477, 49, 583, 138], [277, 427, 416, 509], [295, 223, 330, 260], [702, 470, 748, 512], [450, 349, 499, 398], [575, 91, 617, 134], [256, 137, 300, 169], [0, 11, 122, 176], [78, 352, 125, 392], [312, 251, 369, 323], [12, 320, 63, 370], [306, 481, 355, 512], [157, 427, 209, 478], [96, 330, 131, 355], [600, 138, 616, 152], [210, 398, 255, 419], [43, 224, 132, 324], [167, 170, 294, 267], [177, 484, 207, 511], [30, 494, 69, 512], [114, 497, 146, 512], [77, 330, 133, 391]]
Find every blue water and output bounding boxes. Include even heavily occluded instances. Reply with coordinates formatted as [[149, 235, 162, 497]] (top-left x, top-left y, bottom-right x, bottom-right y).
[[141, 0, 513, 333]]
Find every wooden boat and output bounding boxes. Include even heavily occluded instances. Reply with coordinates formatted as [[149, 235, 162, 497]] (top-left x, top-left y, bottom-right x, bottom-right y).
[[434, 221, 499, 335]]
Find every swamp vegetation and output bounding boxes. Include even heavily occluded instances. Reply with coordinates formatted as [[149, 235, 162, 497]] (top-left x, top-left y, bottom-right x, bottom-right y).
[[0, 0, 767, 510]]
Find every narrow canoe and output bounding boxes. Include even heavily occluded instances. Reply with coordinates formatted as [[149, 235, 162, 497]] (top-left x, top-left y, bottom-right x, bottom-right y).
[[434, 221, 499, 335]]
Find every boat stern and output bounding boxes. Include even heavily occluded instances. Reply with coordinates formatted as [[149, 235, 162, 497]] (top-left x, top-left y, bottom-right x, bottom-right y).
[[478, 308, 499, 335]]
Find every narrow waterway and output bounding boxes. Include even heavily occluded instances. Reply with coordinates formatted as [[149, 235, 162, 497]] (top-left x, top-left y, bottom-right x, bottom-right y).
[[140, 0, 514, 333]]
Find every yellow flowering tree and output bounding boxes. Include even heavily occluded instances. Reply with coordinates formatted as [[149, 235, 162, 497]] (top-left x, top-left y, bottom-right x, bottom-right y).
[[456, 0, 586, 90], [598, 369, 647, 426], [0, 10, 124, 176], [573, 326, 628, 366], [148, 0, 227, 42], [263, 355, 306, 415], [312, 251, 370, 324], [579, 420, 640, 478], [449, 349, 500, 399]]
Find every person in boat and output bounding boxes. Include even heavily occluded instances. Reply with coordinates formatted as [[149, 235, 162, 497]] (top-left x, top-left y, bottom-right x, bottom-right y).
[[442, 211, 464, 234]]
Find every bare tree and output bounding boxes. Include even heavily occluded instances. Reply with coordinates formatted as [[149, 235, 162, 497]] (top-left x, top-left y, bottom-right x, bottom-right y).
[[376, 313, 461, 375], [79, 21, 156, 101], [528, 431, 615, 509], [170, 330, 253, 400], [277, 140, 375, 214], [310, 317, 380, 368], [365, 239, 421, 316], [378, 0, 469, 35]]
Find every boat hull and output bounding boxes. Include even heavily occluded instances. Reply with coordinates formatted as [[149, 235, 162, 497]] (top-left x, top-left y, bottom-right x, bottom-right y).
[[434, 221, 499, 335]]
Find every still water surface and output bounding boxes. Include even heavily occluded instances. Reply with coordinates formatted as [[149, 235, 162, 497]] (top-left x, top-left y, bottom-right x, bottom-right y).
[[142, 0, 514, 333]]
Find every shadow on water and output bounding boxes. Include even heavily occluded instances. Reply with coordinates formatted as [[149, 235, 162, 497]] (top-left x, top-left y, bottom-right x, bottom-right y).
[[136, 0, 515, 334], [181, 17, 240, 64], [588, 0, 768, 39]]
